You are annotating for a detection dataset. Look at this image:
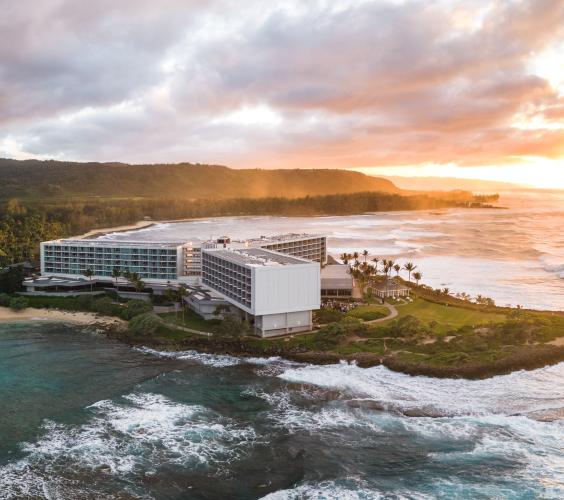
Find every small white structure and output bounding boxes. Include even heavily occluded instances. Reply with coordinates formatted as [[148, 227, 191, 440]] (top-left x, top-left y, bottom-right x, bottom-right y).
[[373, 278, 410, 299], [201, 247, 320, 337], [321, 264, 353, 298]]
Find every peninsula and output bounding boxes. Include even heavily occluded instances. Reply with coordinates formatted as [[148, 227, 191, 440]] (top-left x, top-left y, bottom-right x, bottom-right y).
[[3, 224, 562, 379]]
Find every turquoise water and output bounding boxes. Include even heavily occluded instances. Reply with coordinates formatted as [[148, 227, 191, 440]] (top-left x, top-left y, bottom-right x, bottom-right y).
[[1, 322, 563, 499]]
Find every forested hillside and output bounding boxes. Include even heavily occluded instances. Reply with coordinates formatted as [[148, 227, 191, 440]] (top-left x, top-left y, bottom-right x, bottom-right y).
[[0, 159, 399, 200], [0, 159, 498, 268]]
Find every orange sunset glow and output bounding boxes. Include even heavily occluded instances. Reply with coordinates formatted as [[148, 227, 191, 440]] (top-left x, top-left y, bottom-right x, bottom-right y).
[[1, 0, 563, 187], [2, 3, 564, 497]]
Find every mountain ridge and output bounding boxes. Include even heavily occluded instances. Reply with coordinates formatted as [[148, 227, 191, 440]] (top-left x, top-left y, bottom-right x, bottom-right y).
[[0, 159, 400, 200]]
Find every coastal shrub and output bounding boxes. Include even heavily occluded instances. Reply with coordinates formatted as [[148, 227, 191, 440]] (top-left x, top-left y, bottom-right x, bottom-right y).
[[217, 315, 249, 337], [346, 306, 388, 321], [314, 308, 343, 324], [122, 300, 152, 320], [388, 315, 428, 339], [361, 325, 389, 339], [0, 267, 24, 293], [311, 317, 367, 350], [0, 293, 11, 306], [9, 296, 29, 311], [428, 351, 470, 365], [76, 295, 94, 310], [340, 316, 366, 333], [309, 329, 340, 350], [129, 312, 161, 336], [92, 297, 121, 316]]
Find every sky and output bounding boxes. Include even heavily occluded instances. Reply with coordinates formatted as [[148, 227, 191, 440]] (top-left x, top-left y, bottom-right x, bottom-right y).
[[0, 0, 563, 188]]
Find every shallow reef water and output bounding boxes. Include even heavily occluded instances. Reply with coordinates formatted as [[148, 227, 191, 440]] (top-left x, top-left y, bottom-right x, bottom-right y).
[[1, 322, 563, 499]]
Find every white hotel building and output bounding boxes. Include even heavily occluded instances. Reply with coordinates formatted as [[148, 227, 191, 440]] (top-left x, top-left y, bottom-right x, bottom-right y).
[[35, 233, 326, 336], [40, 239, 189, 281], [201, 247, 320, 337], [40, 233, 326, 282]]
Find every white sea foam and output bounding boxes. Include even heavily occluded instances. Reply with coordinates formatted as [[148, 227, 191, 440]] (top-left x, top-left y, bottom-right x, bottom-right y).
[[390, 229, 444, 239], [406, 415, 564, 498], [0, 392, 257, 496], [538, 254, 564, 278], [260, 478, 429, 500], [270, 361, 564, 494], [0, 462, 123, 500], [137, 347, 302, 371], [244, 386, 389, 434], [278, 361, 564, 417], [136, 346, 241, 367]]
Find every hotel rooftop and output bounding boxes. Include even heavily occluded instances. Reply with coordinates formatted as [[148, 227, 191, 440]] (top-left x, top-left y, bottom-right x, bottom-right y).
[[245, 233, 323, 244], [206, 248, 311, 267], [45, 238, 185, 248]]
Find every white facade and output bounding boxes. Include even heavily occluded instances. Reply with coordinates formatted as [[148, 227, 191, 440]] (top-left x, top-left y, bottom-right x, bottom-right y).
[[248, 234, 327, 264], [40, 233, 325, 285], [201, 247, 320, 337], [40, 239, 188, 282], [252, 263, 320, 316]]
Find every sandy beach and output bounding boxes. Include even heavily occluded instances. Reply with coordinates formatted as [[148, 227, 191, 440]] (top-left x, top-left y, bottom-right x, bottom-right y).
[[0, 307, 127, 330], [75, 220, 156, 239]]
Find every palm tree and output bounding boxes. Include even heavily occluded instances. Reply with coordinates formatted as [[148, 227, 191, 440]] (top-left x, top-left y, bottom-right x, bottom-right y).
[[340, 253, 349, 265], [413, 271, 422, 286], [164, 287, 178, 316], [371, 257, 379, 274], [403, 262, 416, 283], [363, 266, 372, 282], [393, 264, 401, 277], [112, 268, 121, 289], [128, 272, 144, 293], [83, 268, 94, 292], [442, 287, 450, 295], [353, 251, 359, 261], [362, 250, 368, 262], [178, 285, 190, 322], [122, 270, 132, 284]]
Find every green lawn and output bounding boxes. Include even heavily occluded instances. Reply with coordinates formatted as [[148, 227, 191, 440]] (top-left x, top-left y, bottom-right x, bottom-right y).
[[391, 298, 506, 333], [346, 304, 389, 321], [158, 310, 220, 333]]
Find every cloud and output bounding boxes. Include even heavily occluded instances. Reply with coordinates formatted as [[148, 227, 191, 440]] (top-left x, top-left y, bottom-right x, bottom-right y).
[[0, 0, 563, 169]]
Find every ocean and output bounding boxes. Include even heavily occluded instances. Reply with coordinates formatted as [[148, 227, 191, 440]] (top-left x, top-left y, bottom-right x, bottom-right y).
[[1, 323, 563, 499], [97, 190, 564, 311], [1, 189, 563, 499]]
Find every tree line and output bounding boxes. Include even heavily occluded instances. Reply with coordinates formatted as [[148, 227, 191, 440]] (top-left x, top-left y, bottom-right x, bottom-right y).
[[0, 190, 497, 267]]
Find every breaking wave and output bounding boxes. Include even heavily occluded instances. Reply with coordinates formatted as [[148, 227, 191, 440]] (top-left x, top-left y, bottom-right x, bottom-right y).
[[278, 361, 564, 417], [137, 346, 301, 371], [0, 393, 257, 499]]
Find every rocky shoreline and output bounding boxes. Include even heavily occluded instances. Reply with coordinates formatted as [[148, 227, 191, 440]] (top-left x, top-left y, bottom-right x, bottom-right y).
[[111, 331, 564, 380], [5, 306, 563, 380]]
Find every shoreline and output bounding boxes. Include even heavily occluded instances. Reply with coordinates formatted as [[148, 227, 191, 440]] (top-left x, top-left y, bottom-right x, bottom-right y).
[[0, 306, 127, 331], [75, 220, 156, 239], [72, 200, 504, 240], [3, 306, 563, 379], [117, 334, 564, 380]]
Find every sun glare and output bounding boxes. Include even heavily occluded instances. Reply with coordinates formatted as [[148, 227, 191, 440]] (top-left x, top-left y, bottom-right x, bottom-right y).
[[354, 159, 564, 190]]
